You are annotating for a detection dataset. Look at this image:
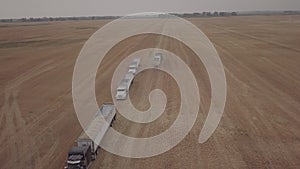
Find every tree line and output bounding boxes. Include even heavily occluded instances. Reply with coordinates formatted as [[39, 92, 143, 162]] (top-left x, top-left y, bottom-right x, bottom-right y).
[[1, 11, 299, 23]]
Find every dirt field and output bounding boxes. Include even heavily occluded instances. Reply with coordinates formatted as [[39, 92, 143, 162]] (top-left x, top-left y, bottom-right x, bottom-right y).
[[0, 15, 299, 169]]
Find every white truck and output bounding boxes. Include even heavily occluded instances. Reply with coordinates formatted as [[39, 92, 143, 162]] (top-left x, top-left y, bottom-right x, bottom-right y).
[[115, 72, 134, 100], [65, 103, 116, 169], [153, 53, 163, 67], [128, 58, 140, 75]]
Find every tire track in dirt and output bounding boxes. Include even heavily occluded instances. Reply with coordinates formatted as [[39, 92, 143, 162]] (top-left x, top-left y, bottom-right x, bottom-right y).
[[207, 23, 300, 53], [214, 42, 300, 167], [33, 112, 65, 169], [214, 43, 300, 121], [0, 60, 60, 169]]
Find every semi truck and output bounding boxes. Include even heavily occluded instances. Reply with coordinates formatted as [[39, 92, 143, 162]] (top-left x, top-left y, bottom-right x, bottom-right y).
[[65, 103, 116, 169], [115, 72, 134, 100], [66, 146, 92, 169], [128, 58, 140, 75], [153, 53, 163, 68]]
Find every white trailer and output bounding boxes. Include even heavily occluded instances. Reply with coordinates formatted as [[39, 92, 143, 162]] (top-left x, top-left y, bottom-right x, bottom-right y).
[[128, 58, 140, 75], [115, 72, 134, 100], [129, 58, 140, 69], [76, 104, 116, 160], [128, 67, 137, 75], [154, 53, 163, 67]]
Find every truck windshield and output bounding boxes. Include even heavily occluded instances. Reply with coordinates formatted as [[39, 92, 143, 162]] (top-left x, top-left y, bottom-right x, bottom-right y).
[[68, 164, 81, 169], [67, 159, 81, 169], [117, 89, 126, 92]]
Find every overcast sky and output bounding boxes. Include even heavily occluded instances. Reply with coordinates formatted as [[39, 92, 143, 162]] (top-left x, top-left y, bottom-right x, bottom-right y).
[[1, 0, 300, 19]]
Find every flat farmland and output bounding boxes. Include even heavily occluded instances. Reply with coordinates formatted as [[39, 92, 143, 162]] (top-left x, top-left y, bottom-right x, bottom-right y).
[[0, 15, 299, 169]]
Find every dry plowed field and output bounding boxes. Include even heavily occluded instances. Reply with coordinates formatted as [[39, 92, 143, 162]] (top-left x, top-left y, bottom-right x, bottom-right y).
[[0, 15, 299, 169]]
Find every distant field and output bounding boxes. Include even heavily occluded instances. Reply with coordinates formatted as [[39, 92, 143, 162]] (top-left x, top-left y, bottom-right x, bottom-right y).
[[0, 15, 299, 169]]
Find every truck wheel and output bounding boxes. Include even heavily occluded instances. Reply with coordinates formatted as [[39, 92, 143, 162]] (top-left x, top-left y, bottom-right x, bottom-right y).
[[96, 148, 101, 157]]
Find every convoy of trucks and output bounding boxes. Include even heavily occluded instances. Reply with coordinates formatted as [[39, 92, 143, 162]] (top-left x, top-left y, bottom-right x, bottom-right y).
[[65, 104, 116, 169], [65, 54, 163, 168]]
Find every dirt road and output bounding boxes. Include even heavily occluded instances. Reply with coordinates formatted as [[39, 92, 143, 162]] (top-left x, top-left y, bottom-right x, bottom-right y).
[[0, 15, 299, 169]]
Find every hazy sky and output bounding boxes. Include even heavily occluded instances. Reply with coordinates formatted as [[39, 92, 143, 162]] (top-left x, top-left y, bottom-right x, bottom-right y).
[[1, 0, 300, 19]]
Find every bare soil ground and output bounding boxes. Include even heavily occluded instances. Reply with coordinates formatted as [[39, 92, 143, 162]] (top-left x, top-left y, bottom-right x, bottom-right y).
[[0, 15, 299, 169]]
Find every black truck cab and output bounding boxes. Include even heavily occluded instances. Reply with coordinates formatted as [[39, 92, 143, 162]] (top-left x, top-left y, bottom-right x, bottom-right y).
[[65, 146, 92, 169]]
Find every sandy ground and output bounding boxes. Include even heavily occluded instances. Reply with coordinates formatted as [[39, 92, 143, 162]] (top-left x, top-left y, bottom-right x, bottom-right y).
[[0, 15, 299, 169]]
